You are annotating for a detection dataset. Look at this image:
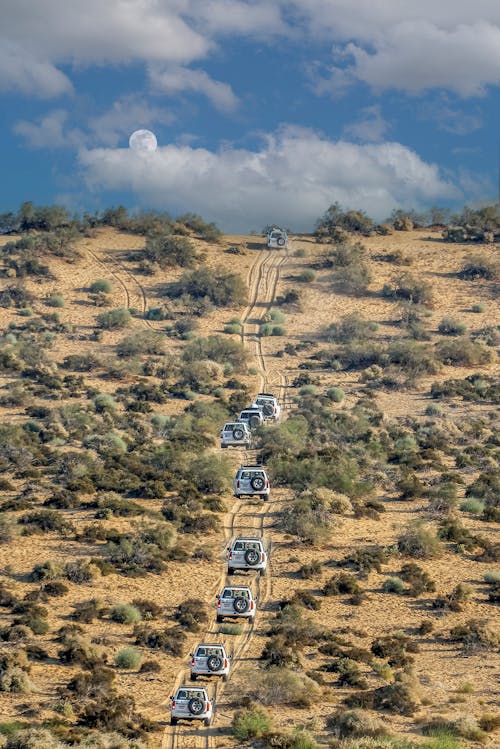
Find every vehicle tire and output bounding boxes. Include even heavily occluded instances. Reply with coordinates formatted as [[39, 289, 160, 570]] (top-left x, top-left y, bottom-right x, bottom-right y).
[[244, 548, 260, 566], [188, 698, 204, 716], [250, 476, 265, 491], [277, 237, 285, 246], [234, 494, 241, 499], [207, 655, 223, 672], [222, 673, 228, 682], [249, 415, 260, 429], [259, 567, 266, 576], [190, 672, 197, 681], [170, 717, 178, 726], [233, 596, 249, 614], [204, 717, 211, 727], [262, 403, 274, 417], [262, 494, 269, 501], [221, 444, 227, 449], [232, 427, 244, 440], [216, 614, 223, 623], [227, 567, 234, 575]]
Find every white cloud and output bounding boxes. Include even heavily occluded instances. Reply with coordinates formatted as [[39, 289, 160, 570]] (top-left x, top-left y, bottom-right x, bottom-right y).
[[14, 110, 85, 149], [88, 95, 174, 146], [79, 126, 459, 231], [149, 66, 239, 111], [344, 105, 389, 142], [0, 40, 73, 98], [289, 2, 500, 96]]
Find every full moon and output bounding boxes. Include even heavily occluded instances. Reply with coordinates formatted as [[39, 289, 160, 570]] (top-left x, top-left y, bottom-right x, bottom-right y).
[[129, 129, 158, 153]]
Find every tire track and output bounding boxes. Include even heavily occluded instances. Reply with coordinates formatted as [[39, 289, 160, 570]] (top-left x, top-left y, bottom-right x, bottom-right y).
[[163, 241, 289, 749]]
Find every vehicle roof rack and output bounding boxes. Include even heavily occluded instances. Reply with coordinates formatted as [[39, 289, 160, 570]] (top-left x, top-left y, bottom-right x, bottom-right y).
[[256, 392, 276, 397], [234, 535, 263, 540], [239, 464, 265, 469]]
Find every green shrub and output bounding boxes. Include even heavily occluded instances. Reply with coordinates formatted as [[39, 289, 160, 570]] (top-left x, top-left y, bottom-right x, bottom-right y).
[[97, 307, 131, 329], [324, 573, 361, 596], [327, 709, 388, 738], [383, 273, 434, 306], [460, 498, 484, 514], [459, 253, 499, 280], [271, 325, 286, 336], [269, 308, 285, 323], [90, 279, 112, 293], [110, 604, 142, 625], [449, 619, 499, 652], [437, 339, 493, 366], [327, 387, 345, 403], [219, 623, 242, 635], [134, 625, 186, 655], [175, 599, 208, 632], [114, 647, 142, 669], [325, 314, 378, 343], [298, 270, 316, 282], [294, 248, 308, 257], [169, 266, 246, 308], [224, 321, 242, 334], [438, 317, 467, 336], [483, 571, 500, 584], [117, 330, 165, 357], [47, 293, 65, 308], [383, 577, 405, 594], [233, 706, 272, 740], [472, 303, 486, 313], [254, 667, 322, 707], [145, 233, 199, 268]]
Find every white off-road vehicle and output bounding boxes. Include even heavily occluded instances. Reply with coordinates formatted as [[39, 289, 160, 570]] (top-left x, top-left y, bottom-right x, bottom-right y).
[[250, 392, 281, 421], [190, 643, 230, 681], [220, 421, 252, 448], [233, 465, 270, 499], [267, 227, 288, 249], [216, 585, 256, 622], [170, 686, 213, 726], [227, 537, 267, 576], [238, 407, 265, 430]]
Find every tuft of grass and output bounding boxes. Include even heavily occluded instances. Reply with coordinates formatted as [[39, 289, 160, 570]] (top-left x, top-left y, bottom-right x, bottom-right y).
[[90, 279, 113, 293], [219, 624, 243, 635], [233, 706, 272, 740], [47, 293, 65, 308], [457, 681, 474, 694], [115, 647, 143, 669], [327, 386, 345, 403], [483, 571, 500, 584], [297, 270, 316, 282], [460, 498, 484, 515], [438, 317, 467, 336], [471, 303, 486, 313], [110, 604, 142, 625], [383, 577, 405, 594]]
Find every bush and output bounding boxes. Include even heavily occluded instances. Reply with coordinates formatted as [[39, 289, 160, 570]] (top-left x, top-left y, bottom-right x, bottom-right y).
[[383, 273, 434, 306], [233, 706, 272, 740], [134, 625, 186, 656], [327, 387, 345, 403], [438, 317, 466, 336], [317, 203, 374, 235], [254, 667, 322, 707], [399, 563, 436, 596], [324, 573, 361, 596], [110, 604, 142, 625], [65, 560, 100, 584], [398, 522, 442, 558], [382, 577, 405, 594], [169, 266, 247, 308], [0, 516, 20, 545], [371, 635, 418, 668], [460, 498, 484, 515], [117, 330, 165, 357], [436, 339, 493, 367], [114, 647, 142, 669], [297, 270, 316, 282], [47, 294, 65, 308], [327, 709, 388, 738], [131, 599, 163, 620], [325, 314, 378, 344], [459, 254, 499, 280], [145, 233, 199, 268], [97, 307, 131, 329], [298, 561, 322, 579], [90, 279, 113, 293], [174, 599, 208, 632], [449, 619, 499, 652]]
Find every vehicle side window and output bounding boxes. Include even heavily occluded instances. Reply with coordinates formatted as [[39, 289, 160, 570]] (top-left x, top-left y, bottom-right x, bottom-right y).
[[222, 589, 232, 598], [233, 542, 243, 551], [241, 472, 250, 479], [177, 690, 187, 699]]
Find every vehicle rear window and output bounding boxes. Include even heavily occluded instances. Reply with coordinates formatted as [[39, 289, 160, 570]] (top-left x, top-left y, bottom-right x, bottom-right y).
[[196, 647, 222, 656]]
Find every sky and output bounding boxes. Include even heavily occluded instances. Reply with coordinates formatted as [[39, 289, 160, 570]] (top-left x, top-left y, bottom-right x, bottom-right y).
[[2, 1, 500, 232]]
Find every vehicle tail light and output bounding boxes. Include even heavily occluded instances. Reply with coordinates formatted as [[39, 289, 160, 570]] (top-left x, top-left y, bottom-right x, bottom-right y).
[[266, 480, 269, 488], [228, 552, 232, 560], [217, 599, 221, 609], [171, 700, 175, 709], [205, 702, 209, 712], [261, 553, 265, 562], [224, 658, 228, 667], [250, 600, 254, 610], [237, 480, 240, 488], [191, 657, 195, 666]]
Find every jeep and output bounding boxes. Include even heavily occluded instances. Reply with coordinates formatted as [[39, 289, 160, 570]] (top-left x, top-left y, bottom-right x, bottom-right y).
[[190, 643, 230, 681], [170, 686, 213, 726], [227, 537, 267, 576], [220, 421, 252, 448], [233, 465, 270, 499], [216, 585, 256, 622], [238, 407, 265, 430], [251, 393, 281, 421]]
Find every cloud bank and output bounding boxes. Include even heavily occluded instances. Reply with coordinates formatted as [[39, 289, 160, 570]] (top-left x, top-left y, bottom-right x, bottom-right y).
[[79, 127, 458, 232]]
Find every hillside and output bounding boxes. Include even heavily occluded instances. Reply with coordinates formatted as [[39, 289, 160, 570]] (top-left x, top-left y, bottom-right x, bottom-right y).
[[0, 223, 498, 749]]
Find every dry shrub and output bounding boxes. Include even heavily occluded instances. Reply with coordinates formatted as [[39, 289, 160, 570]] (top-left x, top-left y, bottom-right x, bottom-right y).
[[449, 619, 499, 652], [370, 635, 418, 668], [261, 635, 303, 669], [397, 522, 442, 559], [58, 635, 106, 667], [324, 573, 361, 596], [134, 625, 186, 656], [174, 599, 208, 632], [421, 714, 486, 741], [399, 563, 436, 597], [327, 709, 388, 738], [254, 666, 322, 707]]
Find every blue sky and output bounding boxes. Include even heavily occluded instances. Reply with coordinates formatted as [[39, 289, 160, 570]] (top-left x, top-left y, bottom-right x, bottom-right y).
[[2, 1, 500, 231]]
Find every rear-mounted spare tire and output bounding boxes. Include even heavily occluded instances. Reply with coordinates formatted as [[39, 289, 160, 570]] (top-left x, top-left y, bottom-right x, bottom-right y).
[[244, 548, 260, 566], [188, 697, 204, 715], [233, 596, 249, 613]]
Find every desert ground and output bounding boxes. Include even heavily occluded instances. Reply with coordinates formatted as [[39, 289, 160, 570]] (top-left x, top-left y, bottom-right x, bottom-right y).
[[0, 222, 498, 749]]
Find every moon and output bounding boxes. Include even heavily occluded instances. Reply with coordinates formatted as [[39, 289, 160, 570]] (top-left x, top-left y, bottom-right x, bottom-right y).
[[129, 129, 158, 153]]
